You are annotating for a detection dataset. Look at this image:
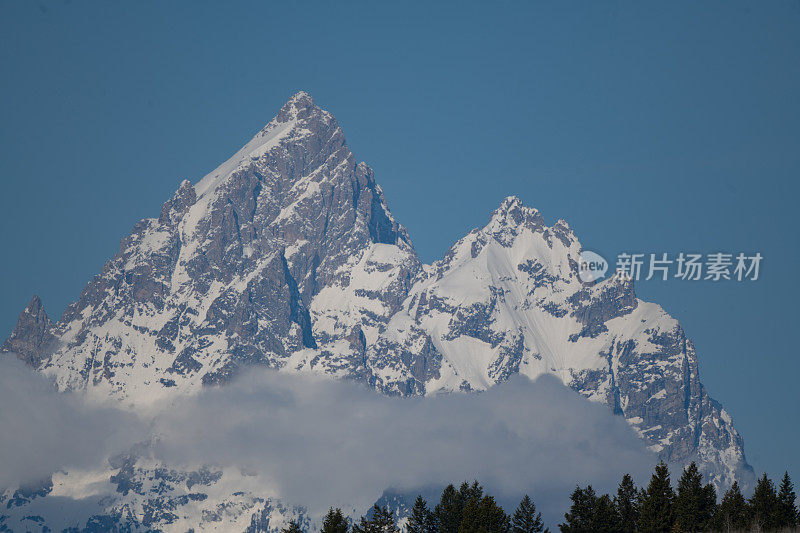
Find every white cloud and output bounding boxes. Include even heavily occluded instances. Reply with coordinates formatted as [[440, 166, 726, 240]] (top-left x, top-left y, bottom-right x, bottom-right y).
[[0, 356, 142, 489], [0, 358, 655, 524], [150, 369, 655, 519]]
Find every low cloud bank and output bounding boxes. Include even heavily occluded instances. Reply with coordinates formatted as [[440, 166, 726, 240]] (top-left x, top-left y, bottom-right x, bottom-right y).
[[152, 370, 655, 517], [0, 357, 655, 522], [0, 356, 143, 488]]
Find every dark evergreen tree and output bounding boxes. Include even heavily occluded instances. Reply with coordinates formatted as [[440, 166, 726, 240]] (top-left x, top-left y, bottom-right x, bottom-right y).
[[749, 473, 779, 531], [433, 481, 488, 533], [593, 493, 620, 532], [372, 506, 398, 533], [560, 485, 598, 532], [458, 494, 510, 533], [559, 485, 617, 532], [431, 480, 515, 533], [701, 483, 718, 528], [459, 481, 484, 504], [434, 484, 464, 533], [673, 462, 716, 532], [321, 508, 349, 533], [352, 505, 397, 533], [613, 474, 639, 533], [282, 520, 303, 533], [776, 471, 798, 529], [407, 495, 436, 533], [511, 495, 545, 533], [712, 481, 748, 532], [638, 461, 675, 533]]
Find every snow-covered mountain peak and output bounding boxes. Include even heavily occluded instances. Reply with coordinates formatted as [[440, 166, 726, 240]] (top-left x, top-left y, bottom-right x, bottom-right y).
[[0, 95, 753, 530], [276, 90, 317, 119], [194, 91, 334, 200], [485, 197, 580, 244], [479, 196, 582, 255], [497, 194, 525, 209], [488, 195, 543, 231], [438, 197, 579, 282]]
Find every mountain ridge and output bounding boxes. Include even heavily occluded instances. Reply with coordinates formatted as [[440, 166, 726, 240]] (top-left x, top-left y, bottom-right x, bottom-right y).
[[2, 91, 752, 530]]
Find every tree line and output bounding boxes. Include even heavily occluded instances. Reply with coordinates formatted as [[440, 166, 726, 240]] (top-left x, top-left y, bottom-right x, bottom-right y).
[[281, 462, 799, 532], [560, 462, 798, 532]]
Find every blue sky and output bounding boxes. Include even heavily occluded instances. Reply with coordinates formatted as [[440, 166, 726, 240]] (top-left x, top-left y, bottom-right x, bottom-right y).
[[1, 1, 798, 485]]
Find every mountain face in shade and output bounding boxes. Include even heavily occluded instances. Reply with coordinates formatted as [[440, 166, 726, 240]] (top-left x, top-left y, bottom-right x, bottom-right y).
[[2, 295, 55, 368], [1, 92, 752, 531]]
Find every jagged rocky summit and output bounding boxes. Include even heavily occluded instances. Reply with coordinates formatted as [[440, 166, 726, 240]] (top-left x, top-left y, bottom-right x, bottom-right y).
[[2, 91, 751, 530]]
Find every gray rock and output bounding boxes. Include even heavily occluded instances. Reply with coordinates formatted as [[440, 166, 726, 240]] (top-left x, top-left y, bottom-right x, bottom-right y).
[[2, 295, 56, 367]]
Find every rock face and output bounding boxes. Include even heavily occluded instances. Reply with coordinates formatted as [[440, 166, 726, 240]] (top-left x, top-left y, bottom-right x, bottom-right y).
[[9, 92, 418, 400], [1, 92, 752, 530], [2, 295, 56, 367]]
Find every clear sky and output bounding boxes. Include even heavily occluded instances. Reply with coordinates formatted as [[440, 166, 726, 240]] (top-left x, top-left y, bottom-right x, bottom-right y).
[[1, 1, 798, 485]]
